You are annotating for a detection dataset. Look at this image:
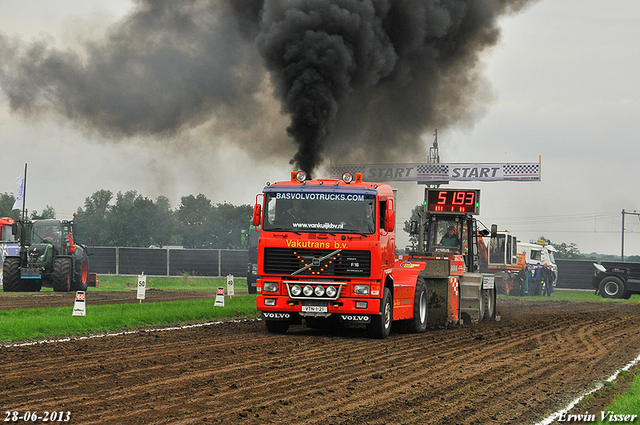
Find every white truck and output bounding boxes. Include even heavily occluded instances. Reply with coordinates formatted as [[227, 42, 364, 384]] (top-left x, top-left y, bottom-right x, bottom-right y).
[[517, 240, 558, 285]]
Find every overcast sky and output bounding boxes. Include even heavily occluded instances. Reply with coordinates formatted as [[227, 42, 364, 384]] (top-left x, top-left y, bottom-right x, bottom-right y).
[[1, 1, 639, 256]]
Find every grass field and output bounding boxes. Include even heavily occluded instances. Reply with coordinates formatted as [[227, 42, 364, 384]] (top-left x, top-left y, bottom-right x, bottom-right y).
[[0, 274, 257, 343], [90, 274, 250, 293]]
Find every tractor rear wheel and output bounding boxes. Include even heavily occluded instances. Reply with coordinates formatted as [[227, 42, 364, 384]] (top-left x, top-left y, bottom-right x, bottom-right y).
[[2, 257, 21, 292], [53, 258, 71, 292], [71, 255, 89, 291]]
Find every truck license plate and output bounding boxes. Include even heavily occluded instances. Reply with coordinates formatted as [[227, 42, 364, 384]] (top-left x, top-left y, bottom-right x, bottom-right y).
[[301, 305, 328, 313]]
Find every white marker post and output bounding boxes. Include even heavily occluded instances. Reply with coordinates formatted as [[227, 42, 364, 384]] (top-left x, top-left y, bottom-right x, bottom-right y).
[[214, 287, 225, 307], [137, 273, 147, 303], [72, 291, 86, 316], [227, 274, 235, 297]]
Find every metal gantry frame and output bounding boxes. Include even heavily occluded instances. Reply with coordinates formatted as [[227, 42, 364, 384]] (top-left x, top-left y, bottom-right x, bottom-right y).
[[621, 209, 640, 261]]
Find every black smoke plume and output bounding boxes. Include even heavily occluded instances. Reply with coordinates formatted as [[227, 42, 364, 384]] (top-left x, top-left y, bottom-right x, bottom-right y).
[[0, 0, 536, 176]]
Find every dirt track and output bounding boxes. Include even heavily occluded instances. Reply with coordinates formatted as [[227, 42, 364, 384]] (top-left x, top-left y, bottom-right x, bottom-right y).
[[1, 295, 640, 424]]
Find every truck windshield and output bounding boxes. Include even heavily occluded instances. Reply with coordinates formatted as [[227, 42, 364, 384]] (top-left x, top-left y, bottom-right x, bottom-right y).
[[263, 192, 377, 234]]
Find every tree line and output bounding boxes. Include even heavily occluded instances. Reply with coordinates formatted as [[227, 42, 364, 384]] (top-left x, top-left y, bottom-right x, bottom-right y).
[[0, 190, 252, 249]]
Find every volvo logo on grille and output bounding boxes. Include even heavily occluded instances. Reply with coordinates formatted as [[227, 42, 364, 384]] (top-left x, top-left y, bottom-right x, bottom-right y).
[[262, 312, 291, 320], [339, 314, 371, 324]]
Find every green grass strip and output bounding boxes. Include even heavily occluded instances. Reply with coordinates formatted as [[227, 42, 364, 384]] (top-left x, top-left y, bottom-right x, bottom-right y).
[[591, 370, 640, 424], [0, 295, 259, 343]]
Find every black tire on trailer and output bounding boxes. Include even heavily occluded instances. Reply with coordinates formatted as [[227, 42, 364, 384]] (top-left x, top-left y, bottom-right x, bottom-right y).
[[265, 320, 290, 334], [368, 287, 392, 339], [482, 288, 496, 320], [52, 257, 71, 292], [2, 257, 22, 292], [599, 276, 625, 299], [71, 255, 89, 291], [478, 286, 486, 321]]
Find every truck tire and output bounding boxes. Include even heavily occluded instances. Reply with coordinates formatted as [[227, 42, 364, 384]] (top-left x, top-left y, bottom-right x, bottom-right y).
[[2, 257, 22, 292], [368, 287, 392, 339], [599, 276, 625, 299], [52, 258, 71, 292], [265, 320, 290, 334], [397, 278, 428, 333], [71, 255, 89, 291]]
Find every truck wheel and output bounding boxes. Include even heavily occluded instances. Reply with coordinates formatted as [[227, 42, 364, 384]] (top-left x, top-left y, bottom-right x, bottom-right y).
[[71, 256, 89, 291], [406, 278, 428, 333], [2, 257, 22, 292], [368, 287, 392, 339], [599, 276, 625, 299], [52, 258, 71, 292], [265, 320, 290, 334]]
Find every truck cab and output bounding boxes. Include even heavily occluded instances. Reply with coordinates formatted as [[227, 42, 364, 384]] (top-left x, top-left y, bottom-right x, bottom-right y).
[[253, 172, 396, 337]]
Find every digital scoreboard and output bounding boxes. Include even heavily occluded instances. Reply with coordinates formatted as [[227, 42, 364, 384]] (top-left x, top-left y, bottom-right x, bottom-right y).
[[425, 189, 480, 215]]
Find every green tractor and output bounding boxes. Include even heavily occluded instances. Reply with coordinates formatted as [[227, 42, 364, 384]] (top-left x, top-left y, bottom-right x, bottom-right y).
[[2, 218, 89, 292]]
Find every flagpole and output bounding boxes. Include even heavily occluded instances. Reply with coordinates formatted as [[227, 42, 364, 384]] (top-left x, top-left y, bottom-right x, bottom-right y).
[[21, 163, 27, 221]]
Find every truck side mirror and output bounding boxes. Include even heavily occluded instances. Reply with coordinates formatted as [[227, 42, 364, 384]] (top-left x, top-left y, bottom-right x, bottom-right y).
[[384, 209, 395, 232], [252, 204, 262, 227], [490, 224, 497, 238], [12, 222, 17, 236]]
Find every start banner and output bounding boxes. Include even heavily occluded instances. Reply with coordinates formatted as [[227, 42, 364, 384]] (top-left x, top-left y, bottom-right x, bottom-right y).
[[330, 163, 540, 182]]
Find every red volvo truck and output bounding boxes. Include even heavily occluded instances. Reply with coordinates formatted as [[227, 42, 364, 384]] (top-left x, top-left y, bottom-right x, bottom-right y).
[[252, 172, 497, 338]]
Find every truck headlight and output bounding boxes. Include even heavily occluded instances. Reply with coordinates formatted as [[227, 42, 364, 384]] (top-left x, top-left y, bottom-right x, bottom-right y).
[[314, 285, 325, 297], [263, 282, 279, 293], [303, 285, 314, 296], [290, 284, 302, 296], [354, 285, 369, 295], [326, 285, 337, 298]]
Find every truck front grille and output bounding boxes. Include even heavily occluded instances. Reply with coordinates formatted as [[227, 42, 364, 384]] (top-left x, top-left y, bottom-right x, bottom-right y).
[[264, 248, 370, 277]]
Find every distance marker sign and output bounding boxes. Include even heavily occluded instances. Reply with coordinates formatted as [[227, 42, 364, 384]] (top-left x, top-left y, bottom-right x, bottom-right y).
[[137, 274, 147, 300]]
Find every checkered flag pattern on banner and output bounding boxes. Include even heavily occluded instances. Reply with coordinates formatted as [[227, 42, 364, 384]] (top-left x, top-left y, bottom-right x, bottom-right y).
[[503, 164, 539, 177], [330, 165, 365, 177], [417, 164, 449, 177]]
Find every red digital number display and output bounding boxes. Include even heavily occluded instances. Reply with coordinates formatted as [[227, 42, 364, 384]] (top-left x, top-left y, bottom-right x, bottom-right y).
[[426, 189, 480, 214]]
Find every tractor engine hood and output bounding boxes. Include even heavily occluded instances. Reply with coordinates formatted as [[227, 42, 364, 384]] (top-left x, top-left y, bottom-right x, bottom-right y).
[[28, 243, 54, 263]]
